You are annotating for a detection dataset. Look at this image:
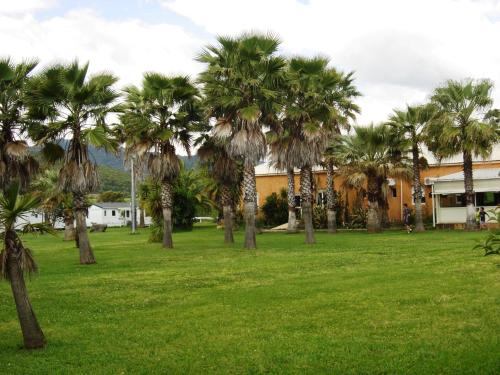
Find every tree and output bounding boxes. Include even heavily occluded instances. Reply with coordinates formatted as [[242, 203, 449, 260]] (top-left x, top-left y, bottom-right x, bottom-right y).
[[97, 191, 126, 202], [387, 104, 436, 232], [335, 124, 410, 233], [197, 135, 242, 243], [0, 58, 39, 192], [261, 189, 288, 227], [0, 182, 55, 349], [427, 79, 499, 230], [198, 33, 286, 249], [30, 168, 77, 242], [27, 61, 121, 264], [120, 73, 201, 248], [269, 57, 359, 243]]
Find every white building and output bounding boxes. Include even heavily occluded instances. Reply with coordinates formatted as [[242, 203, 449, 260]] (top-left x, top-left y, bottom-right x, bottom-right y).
[[429, 168, 500, 226], [86, 202, 152, 227]]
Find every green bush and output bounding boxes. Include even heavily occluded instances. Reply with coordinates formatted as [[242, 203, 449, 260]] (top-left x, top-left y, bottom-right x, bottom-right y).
[[261, 189, 288, 227], [312, 206, 327, 229]]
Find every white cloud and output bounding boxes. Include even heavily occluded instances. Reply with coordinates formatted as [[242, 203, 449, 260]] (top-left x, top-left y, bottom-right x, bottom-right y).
[[0, 0, 56, 14], [0, 8, 204, 88], [162, 0, 500, 123]]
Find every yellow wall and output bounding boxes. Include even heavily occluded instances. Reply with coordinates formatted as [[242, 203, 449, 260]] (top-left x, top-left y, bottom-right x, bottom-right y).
[[255, 161, 500, 223]]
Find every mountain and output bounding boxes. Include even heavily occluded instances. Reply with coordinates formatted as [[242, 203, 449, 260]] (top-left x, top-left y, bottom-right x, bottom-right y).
[[32, 141, 199, 192]]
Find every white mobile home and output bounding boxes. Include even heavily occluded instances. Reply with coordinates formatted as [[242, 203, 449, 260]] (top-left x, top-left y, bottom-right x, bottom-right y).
[[87, 202, 152, 227], [430, 168, 500, 226]]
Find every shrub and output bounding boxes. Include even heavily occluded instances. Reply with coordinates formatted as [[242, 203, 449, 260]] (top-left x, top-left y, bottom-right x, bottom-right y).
[[261, 189, 288, 227], [312, 206, 327, 229], [349, 207, 368, 229]]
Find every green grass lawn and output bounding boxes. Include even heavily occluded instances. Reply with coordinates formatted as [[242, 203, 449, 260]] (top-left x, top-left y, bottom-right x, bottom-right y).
[[1, 226, 499, 374]]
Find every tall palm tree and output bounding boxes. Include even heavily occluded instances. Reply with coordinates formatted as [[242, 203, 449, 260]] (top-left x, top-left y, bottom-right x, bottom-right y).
[[269, 56, 359, 243], [387, 104, 436, 232], [335, 124, 410, 233], [323, 135, 344, 233], [0, 58, 39, 192], [0, 182, 55, 349], [197, 135, 242, 243], [27, 61, 121, 264], [120, 73, 201, 248], [197, 33, 286, 249], [427, 79, 499, 230]]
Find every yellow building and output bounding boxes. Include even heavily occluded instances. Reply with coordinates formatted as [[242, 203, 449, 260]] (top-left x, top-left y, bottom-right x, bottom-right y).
[[255, 145, 500, 227]]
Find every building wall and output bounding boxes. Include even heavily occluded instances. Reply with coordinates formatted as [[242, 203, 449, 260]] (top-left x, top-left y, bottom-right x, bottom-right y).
[[255, 160, 500, 223]]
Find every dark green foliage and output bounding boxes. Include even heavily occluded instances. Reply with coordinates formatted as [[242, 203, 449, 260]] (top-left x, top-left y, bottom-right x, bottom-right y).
[[98, 166, 130, 192], [141, 169, 213, 240], [312, 206, 327, 229], [97, 191, 126, 202], [261, 189, 288, 227], [348, 207, 368, 229], [473, 232, 500, 256]]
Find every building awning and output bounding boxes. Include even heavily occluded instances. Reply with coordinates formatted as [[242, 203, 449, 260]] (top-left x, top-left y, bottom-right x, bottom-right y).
[[432, 168, 500, 194]]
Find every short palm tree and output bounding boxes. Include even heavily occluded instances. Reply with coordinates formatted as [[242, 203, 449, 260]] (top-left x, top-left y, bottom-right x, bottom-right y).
[[387, 104, 436, 232], [197, 135, 242, 243], [120, 73, 201, 248], [27, 61, 121, 264], [0, 182, 55, 349], [0, 58, 39, 192], [269, 56, 359, 243], [427, 79, 500, 230], [197, 33, 286, 249], [335, 124, 411, 233], [30, 168, 76, 241]]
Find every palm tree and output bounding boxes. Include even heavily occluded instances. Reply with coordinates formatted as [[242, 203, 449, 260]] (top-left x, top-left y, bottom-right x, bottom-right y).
[[197, 135, 242, 243], [120, 73, 201, 248], [427, 79, 499, 230], [0, 182, 55, 349], [270, 56, 359, 243], [27, 61, 121, 264], [335, 124, 410, 233], [387, 104, 436, 232], [0, 58, 39, 192], [323, 136, 344, 233], [197, 33, 286, 249]]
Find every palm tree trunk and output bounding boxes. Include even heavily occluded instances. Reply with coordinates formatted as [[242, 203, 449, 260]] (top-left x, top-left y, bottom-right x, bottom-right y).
[[367, 175, 382, 233], [286, 168, 297, 233], [161, 181, 173, 248], [73, 192, 95, 264], [5, 230, 46, 349], [63, 210, 76, 241], [300, 165, 315, 244], [221, 184, 234, 244], [243, 163, 257, 249], [326, 161, 337, 233], [412, 142, 425, 232], [463, 151, 476, 230], [139, 208, 145, 228]]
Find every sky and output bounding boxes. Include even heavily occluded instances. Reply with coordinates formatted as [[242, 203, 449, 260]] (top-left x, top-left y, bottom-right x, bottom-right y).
[[1, 0, 500, 125]]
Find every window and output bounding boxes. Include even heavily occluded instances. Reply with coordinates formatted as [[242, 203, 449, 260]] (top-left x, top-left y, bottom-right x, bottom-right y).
[[316, 191, 326, 207], [391, 187, 397, 198], [412, 187, 426, 205], [104, 210, 107, 216], [34, 213, 38, 218], [440, 194, 466, 208], [476, 191, 500, 206], [126, 210, 130, 218], [112, 210, 116, 216]]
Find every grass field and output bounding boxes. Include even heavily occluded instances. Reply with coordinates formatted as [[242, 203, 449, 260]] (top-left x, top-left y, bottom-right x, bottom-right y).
[[0, 225, 499, 374]]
